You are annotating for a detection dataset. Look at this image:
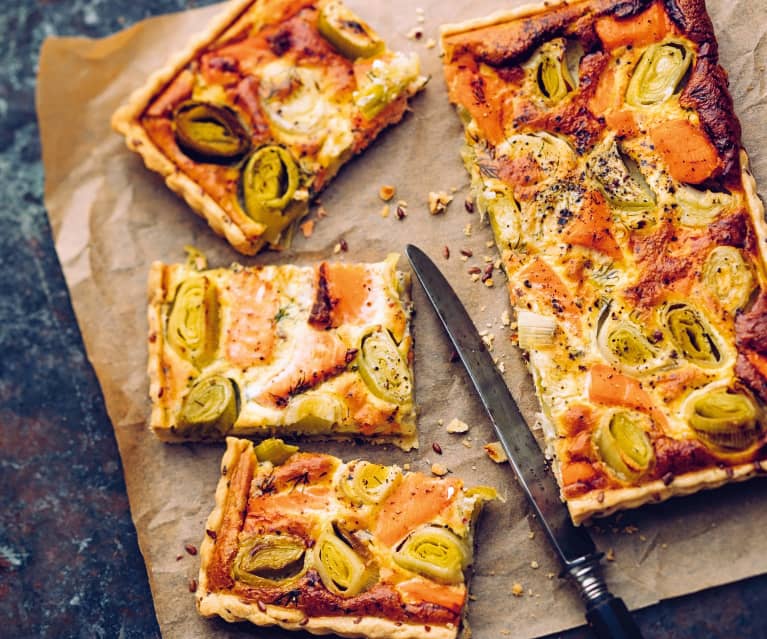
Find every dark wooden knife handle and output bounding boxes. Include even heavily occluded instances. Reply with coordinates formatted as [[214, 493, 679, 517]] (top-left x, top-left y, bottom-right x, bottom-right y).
[[586, 594, 644, 639]]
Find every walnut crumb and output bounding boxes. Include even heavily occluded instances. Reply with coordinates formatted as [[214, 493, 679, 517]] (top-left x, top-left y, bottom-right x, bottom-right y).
[[446, 418, 469, 433], [511, 583, 524, 597], [431, 463, 449, 476], [484, 441, 508, 463], [379, 184, 396, 201], [428, 191, 453, 214]]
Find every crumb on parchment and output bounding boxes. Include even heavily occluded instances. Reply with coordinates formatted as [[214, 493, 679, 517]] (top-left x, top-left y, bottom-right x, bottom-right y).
[[428, 190, 453, 215], [446, 418, 469, 433], [484, 441, 508, 463]]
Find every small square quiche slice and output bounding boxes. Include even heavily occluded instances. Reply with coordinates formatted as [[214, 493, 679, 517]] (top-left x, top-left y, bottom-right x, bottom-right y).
[[112, 0, 426, 254], [148, 253, 418, 449], [196, 437, 497, 639], [441, 0, 767, 523]]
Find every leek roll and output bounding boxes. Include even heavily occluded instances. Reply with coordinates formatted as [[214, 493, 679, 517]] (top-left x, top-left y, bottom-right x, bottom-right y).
[[173, 101, 250, 161], [254, 438, 299, 465], [317, 0, 384, 59], [167, 276, 219, 368], [600, 321, 659, 372], [594, 411, 654, 480], [588, 140, 655, 219], [285, 392, 348, 433], [626, 41, 692, 107], [393, 525, 469, 585], [178, 375, 239, 437], [340, 460, 401, 505], [503, 132, 576, 182], [534, 38, 575, 103], [354, 53, 422, 120], [702, 246, 754, 312], [358, 329, 412, 405], [241, 145, 299, 220], [676, 185, 731, 226], [233, 533, 308, 587], [662, 304, 722, 367], [689, 390, 760, 452], [314, 529, 373, 597]]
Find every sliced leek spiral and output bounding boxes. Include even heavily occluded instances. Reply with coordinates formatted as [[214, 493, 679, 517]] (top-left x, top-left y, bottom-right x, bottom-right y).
[[502, 132, 576, 182], [662, 304, 722, 368], [254, 438, 299, 465], [689, 389, 760, 452], [594, 411, 654, 481], [167, 276, 219, 368], [355, 53, 421, 120], [317, 0, 384, 59], [284, 391, 348, 434], [241, 145, 299, 220], [475, 180, 521, 250], [702, 246, 754, 313], [259, 63, 329, 137], [314, 529, 373, 597], [173, 101, 250, 161], [534, 38, 575, 103], [358, 329, 412, 405], [393, 525, 469, 585], [233, 533, 308, 587], [339, 460, 401, 505], [588, 140, 655, 218], [626, 41, 693, 107], [600, 321, 659, 373], [177, 375, 239, 437], [676, 185, 731, 227]]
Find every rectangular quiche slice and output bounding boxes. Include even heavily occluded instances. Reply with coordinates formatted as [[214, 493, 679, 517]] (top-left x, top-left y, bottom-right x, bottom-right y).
[[112, 0, 426, 255], [148, 254, 418, 449], [196, 437, 496, 639], [441, 0, 767, 523]]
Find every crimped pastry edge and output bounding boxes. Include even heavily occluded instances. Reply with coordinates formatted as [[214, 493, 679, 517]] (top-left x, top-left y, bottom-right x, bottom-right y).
[[195, 437, 457, 639]]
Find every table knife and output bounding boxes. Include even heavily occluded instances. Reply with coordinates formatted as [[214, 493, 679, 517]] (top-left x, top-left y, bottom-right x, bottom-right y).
[[406, 244, 643, 639]]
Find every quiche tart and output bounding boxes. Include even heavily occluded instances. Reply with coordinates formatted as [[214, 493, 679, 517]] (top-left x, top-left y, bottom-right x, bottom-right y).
[[196, 437, 497, 639], [112, 0, 426, 255], [147, 253, 417, 449], [441, 0, 767, 523]]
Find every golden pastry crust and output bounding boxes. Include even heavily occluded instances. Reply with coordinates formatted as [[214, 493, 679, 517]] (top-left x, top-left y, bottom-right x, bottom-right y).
[[196, 437, 495, 638], [147, 254, 418, 449], [112, 0, 427, 255], [442, 0, 767, 524]]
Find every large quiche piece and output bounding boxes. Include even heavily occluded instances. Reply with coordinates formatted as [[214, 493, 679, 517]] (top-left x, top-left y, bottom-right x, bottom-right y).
[[147, 254, 417, 449], [196, 437, 496, 639], [112, 0, 426, 255], [441, 0, 767, 523]]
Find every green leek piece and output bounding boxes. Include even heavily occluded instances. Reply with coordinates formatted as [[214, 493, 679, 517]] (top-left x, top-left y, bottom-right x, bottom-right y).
[[167, 276, 219, 368], [340, 461, 401, 505], [354, 53, 421, 120], [663, 304, 721, 367], [314, 530, 372, 597], [254, 438, 299, 465], [535, 38, 575, 103], [689, 390, 760, 451], [702, 246, 754, 313], [177, 375, 239, 437], [241, 145, 299, 219], [317, 0, 384, 59], [173, 101, 250, 161], [626, 41, 692, 107], [233, 533, 308, 587], [594, 411, 654, 480], [393, 525, 469, 585], [676, 185, 731, 227], [476, 182, 521, 249], [504, 132, 576, 180], [285, 392, 347, 433], [358, 329, 412, 405], [604, 322, 657, 369], [588, 140, 655, 216], [517, 310, 557, 350]]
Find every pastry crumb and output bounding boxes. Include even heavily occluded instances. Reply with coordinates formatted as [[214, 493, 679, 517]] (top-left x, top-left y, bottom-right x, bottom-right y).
[[501, 310, 511, 327], [606, 548, 616, 561], [511, 583, 524, 597], [333, 242, 342, 254], [316, 205, 328, 219], [300, 219, 314, 238], [484, 441, 508, 463], [428, 190, 453, 215], [528, 531, 535, 539], [380, 204, 390, 218], [379, 184, 396, 201], [446, 418, 469, 433], [403, 463, 411, 471], [464, 222, 472, 236], [431, 463, 449, 476], [425, 38, 436, 49], [484, 278, 494, 287], [530, 560, 539, 569]]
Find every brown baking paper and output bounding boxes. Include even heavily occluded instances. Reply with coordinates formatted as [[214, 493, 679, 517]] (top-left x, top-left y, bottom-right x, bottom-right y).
[[37, 1, 767, 637]]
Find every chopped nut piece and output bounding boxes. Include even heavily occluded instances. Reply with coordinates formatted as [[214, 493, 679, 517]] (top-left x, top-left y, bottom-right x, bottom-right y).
[[437, 419, 444, 425], [484, 278, 495, 288], [446, 418, 469, 433], [403, 463, 411, 471], [460, 248, 473, 258], [333, 242, 342, 254], [461, 440, 473, 448], [396, 204, 407, 220], [380, 204, 390, 218], [528, 532, 535, 539], [431, 463, 448, 476], [470, 273, 481, 282], [497, 361, 506, 374], [340, 238, 348, 252], [530, 561, 540, 569], [606, 548, 616, 561], [511, 583, 524, 597], [188, 577, 198, 593], [300, 219, 314, 238], [501, 310, 511, 326], [428, 191, 453, 215], [316, 206, 328, 219], [464, 223, 472, 236], [443, 245, 450, 259], [484, 441, 508, 463], [546, 572, 556, 579], [432, 442, 443, 455], [468, 266, 482, 274], [465, 197, 475, 213], [425, 38, 436, 49], [379, 184, 396, 201], [407, 26, 424, 40], [184, 543, 197, 556]]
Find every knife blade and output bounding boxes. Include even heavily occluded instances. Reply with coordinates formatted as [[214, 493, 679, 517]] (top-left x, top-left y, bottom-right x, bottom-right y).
[[406, 244, 643, 639]]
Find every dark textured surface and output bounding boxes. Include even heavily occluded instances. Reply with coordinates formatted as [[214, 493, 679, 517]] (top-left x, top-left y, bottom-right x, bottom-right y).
[[1, 1, 766, 638]]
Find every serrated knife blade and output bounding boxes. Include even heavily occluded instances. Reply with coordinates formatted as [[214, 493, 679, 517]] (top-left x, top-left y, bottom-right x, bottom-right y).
[[406, 244, 643, 639]]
